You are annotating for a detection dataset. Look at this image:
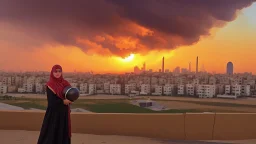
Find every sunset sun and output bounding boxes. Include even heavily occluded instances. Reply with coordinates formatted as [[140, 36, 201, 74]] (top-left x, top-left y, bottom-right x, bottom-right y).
[[122, 54, 135, 62]]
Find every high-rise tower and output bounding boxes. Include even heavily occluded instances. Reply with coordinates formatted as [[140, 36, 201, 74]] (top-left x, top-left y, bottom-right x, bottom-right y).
[[162, 57, 164, 73], [226, 62, 234, 75], [196, 56, 198, 74]]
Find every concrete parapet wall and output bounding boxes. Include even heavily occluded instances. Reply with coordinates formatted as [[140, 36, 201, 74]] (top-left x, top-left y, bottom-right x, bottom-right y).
[[0, 110, 255, 140], [213, 113, 256, 140]]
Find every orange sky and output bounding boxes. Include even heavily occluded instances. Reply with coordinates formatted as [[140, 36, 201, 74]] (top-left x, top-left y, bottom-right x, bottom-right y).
[[0, 3, 256, 74]]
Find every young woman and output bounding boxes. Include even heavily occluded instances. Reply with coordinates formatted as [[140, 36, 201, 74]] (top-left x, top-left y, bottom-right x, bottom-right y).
[[38, 65, 72, 144]]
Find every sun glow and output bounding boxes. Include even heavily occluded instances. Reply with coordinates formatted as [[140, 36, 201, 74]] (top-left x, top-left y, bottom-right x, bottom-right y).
[[122, 54, 135, 62]]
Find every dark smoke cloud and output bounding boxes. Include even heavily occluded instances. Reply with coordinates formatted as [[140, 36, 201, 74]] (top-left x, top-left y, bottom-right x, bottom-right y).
[[0, 0, 255, 57]]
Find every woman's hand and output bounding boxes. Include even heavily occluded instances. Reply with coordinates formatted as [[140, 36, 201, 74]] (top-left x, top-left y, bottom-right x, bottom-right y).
[[63, 99, 72, 105]]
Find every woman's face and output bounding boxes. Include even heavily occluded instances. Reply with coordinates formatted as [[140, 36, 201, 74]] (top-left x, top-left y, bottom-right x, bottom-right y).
[[53, 68, 62, 78]]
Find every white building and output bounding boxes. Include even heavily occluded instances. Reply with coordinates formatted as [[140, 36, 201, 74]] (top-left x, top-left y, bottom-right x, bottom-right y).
[[151, 77, 158, 85], [193, 78, 200, 85], [15, 76, 22, 86], [70, 83, 78, 88], [110, 84, 121, 95], [35, 83, 44, 93], [129, 83, 136, 91], [35, 77, 42, 84], [159, 77, 167, 85], [2, 77, 7, 85], [125, 84, 131, 94], [197, 85, 216, 98], [241, 85, 250, 96], [209, 76, 217, 85], [0, 85, 7, 94], [163, 84, 174, 96], [217, 84, 225, 95], [104, 82, 110, 94], [88, 84, 96, 95], [244, 79, 255, 85], [140, 84, 150, 95], [231, 78, 243, 85], [27, 77, 35, 85], [79, 83, 88, 94], [7, 77, 12, 86], [177, 85, 185, 95], [186, 84, 195, 96], [225, 85, 231, 94], [23, 83, 34, 93], [232, 84, 242, 96], [152, 85, 162, 96], [18, 88, 26, 93]]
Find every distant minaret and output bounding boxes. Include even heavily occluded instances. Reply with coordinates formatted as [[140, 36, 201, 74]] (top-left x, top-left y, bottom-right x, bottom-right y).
[[162, 57, 165, 73], [189, 62, 191, 72], [196, 56, 198, 74], [143, 62, 146, 71]]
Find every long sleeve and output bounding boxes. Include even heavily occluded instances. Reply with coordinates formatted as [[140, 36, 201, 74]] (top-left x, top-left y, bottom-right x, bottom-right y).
[[38, 87, 71, 144], [46, 86, 63, 107]]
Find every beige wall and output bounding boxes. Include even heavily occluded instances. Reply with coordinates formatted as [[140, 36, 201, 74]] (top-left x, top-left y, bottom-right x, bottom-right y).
[[0, 111, 255, 140]]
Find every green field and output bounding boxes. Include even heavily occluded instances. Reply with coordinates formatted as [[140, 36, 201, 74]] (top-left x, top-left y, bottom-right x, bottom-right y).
[[1, 96, 256, 113], [0, 97, 203, 113]]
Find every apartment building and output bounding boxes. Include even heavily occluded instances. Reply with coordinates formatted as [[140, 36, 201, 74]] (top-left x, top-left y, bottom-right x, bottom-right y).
[[225, 85, 231, 94], [22, 83, 34, 93], [35, 77, 42, 84], [243, 79, 255, 85], [219, 77, 230, 85], [177, 85, 185, 95], [231, 84, 242, 96], [151, 77, 158, 85], [197, 85, 216, 98], [186, 84, 195, 96], [152, 85, 162, 96], [217, 84, 225, 95], [125, 84, 131, 94], [88, 84, 96, 95], [140, 84, 150, 95], [70, 83, 78, 88], [96, 83, 104, 91], [159, 77, 167, 85], [79, 83, 88, 94], [110, 84, 121, 95], [0, 85, 7, 94], [7, 77, 12, 86], [15, 76, 22, 86], [17, 88, 26, 93], [192, 78, 200, 85], [27, 77, 35, 84], [104, 82, 110, 94], [163, 84, 174, 96], [143, 77, 150, 84], [209, 76, 217, 85], [35, 83, 44, 93], [241, 85, 250, 96], [231, 77, 243, 85], [2, 77, 7, 85]]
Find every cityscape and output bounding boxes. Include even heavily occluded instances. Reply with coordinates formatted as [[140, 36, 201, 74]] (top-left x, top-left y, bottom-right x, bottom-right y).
[[0, 56, 254, 100]]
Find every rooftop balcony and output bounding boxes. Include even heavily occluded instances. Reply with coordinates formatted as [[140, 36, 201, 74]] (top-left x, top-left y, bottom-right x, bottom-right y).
[[0, 111, 256, 144]]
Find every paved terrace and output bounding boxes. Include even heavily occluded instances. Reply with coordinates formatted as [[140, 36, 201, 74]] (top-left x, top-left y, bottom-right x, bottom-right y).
[[1, 130, 256, 144]]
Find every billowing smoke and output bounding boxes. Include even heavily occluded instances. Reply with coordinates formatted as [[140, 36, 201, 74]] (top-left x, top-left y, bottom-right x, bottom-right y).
[[0, 0, 255, 57]]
